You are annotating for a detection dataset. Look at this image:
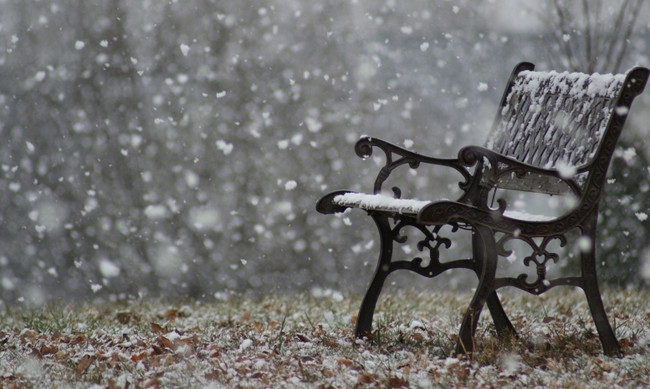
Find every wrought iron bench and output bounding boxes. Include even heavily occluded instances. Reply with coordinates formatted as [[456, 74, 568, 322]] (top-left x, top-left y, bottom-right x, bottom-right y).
[[316, 62, 648, 356]]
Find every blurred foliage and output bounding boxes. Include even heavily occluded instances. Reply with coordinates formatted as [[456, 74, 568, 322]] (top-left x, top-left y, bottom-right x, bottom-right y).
[[0, 0, 648, 305]]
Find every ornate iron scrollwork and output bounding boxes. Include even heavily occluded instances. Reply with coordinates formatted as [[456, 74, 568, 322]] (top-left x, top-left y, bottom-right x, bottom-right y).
[[496, 233, 568, 295], [381, 216, 473, 278], [354, 137, 472, 195]]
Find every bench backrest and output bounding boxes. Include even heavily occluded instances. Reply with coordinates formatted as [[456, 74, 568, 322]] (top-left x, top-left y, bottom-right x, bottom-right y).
[[485, 62, 648, 194]]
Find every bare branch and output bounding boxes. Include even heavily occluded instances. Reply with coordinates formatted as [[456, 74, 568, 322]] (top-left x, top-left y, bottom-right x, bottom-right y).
[[582, 0, 594, 72], [613, 0, 645, 72], [552, 0, 578, 70], [602, 0, 632, 71], [536, 0, 646, 73]]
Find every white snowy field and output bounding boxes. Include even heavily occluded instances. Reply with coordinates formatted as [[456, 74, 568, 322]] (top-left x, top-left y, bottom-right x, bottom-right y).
[[0, 287, 648, 388]]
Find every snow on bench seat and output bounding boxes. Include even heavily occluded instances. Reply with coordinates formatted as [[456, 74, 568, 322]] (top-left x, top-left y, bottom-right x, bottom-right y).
[[502, 209, 555, 222], [333, 193, 556, 222], [333, 193, 429, 215]]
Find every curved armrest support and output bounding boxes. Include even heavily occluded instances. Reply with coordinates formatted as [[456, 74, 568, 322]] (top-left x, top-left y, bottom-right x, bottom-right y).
[[316, 190, 354, 214], [417, 199, 594, 237], [458, 145, 582, 196], [355, 136, 472, 194]]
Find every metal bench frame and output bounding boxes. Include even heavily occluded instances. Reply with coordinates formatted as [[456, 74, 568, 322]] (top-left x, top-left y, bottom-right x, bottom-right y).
[[317, 62, 648, 356]]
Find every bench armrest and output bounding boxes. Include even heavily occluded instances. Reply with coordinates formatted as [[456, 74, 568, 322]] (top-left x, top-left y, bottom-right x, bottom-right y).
[[458, 145, 582, 196], [418, 197, 596, 238], [355, 136, 472, 194]]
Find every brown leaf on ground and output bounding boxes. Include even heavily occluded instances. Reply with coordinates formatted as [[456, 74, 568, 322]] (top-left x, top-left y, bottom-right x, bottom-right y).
[[204, 369, 221, 380], [386, 376, 409, 388], [619, 337, 631, 351], [240, 310, 251, 321], [20, 330, 38, 343], [131, 351, 148, 362], [69, 335, 86, 345], [158, 335, 174, 350], [411, 332, 424, 341], [145, 377, 161, 388], [337, 358, 353, 367], [150, 322, 165, 334], [116, 311, 135, 324], [357, 372, 375, 384], [39, 343, 58, 356], [75, 354, 95, 377], [165, 309, 178, 321], [151, 344, 167, 355]]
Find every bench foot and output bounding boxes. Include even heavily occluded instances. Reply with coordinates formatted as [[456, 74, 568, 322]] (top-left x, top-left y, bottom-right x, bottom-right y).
[[355, 265, 389, 338], [583, 282, 620, 356], [581, 253, 621, 356], [579, 215, 621, 357], [455, 226, 498, 356], [355, 214, 393, 338], [486, 292, 517, 339]]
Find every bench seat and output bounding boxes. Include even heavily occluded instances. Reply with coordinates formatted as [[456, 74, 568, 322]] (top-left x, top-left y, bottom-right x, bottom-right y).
[[332, 192, 556, 222]]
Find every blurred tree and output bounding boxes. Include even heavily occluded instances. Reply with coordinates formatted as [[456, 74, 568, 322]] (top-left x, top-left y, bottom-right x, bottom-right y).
[[538, 0, 645, 73], [1, 0, 592, 305], [534, 0, 650, 285]]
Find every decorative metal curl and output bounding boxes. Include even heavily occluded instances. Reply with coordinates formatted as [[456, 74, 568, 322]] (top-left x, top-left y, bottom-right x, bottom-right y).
[[353, 137, 472, 195], [384, 218, 471, 278], [496, 233, 568, 294]]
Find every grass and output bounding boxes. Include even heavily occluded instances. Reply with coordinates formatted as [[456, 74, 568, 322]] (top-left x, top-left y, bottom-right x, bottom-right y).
[[0, 287, 648, 388]]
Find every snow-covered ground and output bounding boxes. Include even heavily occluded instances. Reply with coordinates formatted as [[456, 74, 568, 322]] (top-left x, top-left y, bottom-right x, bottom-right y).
[[1, 288, 648, 388]]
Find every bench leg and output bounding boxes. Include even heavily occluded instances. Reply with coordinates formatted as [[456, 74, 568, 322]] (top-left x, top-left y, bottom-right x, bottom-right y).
[[455, 226, 498, 356], [471, 227, 517, 339], [581, 243, 621, 356], [355, 214, 393, 338], [486, 292, 517, 339], [579, 213, 621, 357]]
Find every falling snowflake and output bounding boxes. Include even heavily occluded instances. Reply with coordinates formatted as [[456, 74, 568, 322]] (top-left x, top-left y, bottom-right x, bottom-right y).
[[180, 43, 190, 56]]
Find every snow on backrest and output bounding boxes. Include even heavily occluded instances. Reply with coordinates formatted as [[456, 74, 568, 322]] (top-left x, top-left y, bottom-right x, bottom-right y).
[[485, 70, 626, 170]]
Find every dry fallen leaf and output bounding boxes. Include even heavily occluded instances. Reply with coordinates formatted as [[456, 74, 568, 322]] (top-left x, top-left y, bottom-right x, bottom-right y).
[[357, 372, 375, 384], [70, 335, 85, 346], [204, 369, 221, 380], [337, 357, 353, 367], [39, 344, 58, 356], [151, 344, 167, 355], [150, 322, 165, 334], [145, 377, 161, 388], [158, 335, 174, 350], [386, 375, 409, 388], [116, 311, 136, 324], [75, 354, 96, 377], [131, 351, 148, 362], [240, 310, 251, 321], [20, 330, 38, 343], [411, 332, 424, 341], [165, 309, 178, 321]]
